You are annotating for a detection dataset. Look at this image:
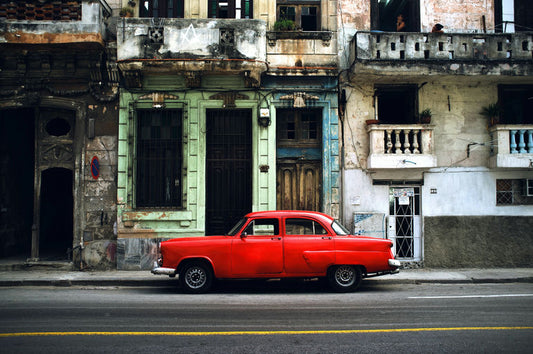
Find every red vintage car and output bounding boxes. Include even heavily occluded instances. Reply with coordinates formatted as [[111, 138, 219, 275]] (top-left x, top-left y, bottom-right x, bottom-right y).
[[152, 210, 400, 293]]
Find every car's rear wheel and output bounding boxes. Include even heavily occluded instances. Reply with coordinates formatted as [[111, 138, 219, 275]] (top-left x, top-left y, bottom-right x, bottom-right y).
[[328, 265, 362, 292], [179, 261, 213, 294]]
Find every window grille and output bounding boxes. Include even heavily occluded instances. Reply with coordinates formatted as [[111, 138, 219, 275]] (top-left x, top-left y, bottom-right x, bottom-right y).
[[496, 179, 533, 206], [136, 109, 182, 208]]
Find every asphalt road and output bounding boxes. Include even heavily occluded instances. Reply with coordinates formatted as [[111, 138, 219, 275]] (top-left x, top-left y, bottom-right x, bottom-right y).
[[0, 281, 532, 353]]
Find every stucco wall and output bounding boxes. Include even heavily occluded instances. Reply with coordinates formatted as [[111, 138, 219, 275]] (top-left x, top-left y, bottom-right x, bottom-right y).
[[424, 216, 533, 267]]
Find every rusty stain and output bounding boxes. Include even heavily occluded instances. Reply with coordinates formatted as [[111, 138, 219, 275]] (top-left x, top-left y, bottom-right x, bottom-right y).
[[4, 32, 105, 47]]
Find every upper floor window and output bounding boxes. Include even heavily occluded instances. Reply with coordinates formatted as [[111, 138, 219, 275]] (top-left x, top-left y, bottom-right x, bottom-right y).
[[277, 0, 320, 31], [136, 109, 183, 208], [277, 108, 321, 147], [495, 0, 533, 32], [375, 85, 418, 124], [371, 0, 420, 32], [499, 85, 533, 124], [208, 0, 253, 19], [140, 0, 184, 18]]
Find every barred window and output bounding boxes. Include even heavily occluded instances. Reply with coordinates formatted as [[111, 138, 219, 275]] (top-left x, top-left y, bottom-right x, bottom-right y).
[[136, 110, 182, 208], [496, 179, 533, 206]]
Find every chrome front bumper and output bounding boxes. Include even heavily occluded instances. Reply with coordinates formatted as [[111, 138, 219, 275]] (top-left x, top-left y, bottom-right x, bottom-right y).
[[151, 261, 176, 276]]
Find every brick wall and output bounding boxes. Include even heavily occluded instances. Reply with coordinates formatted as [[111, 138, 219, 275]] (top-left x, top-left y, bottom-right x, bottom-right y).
[[0, 1, 81, 21]]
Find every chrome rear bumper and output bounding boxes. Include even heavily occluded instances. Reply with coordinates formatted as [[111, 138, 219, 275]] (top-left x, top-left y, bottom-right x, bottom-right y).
[[388, 259, 401, 268]]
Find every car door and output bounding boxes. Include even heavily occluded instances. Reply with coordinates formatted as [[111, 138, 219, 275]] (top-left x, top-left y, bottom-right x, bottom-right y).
[[283, 217, 335, 274], [231, 218, 283, 276]]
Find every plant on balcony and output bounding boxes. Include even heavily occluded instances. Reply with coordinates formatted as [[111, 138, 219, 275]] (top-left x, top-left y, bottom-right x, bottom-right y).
[[274, 19, 296, 31], [480, 103, 501, 126], [419, 109, 432, 124], [120, 6, 134, 17]]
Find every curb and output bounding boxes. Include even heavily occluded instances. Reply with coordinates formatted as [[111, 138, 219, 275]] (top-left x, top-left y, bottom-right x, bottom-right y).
[[1, 277, 532, 287]]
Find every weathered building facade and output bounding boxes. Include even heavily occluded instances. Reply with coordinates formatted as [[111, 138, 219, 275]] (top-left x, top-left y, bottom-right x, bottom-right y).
[[339, 0, 533, 267], [115, 0, 341, 269], [0, 0, 119, 269]]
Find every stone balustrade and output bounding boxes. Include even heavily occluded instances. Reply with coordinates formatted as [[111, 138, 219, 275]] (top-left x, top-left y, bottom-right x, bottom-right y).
[[353, 31, 533, 61], [366, 124, 436, 169]]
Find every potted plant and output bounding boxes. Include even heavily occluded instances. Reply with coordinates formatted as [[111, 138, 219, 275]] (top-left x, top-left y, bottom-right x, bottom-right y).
[[419, 109, 432, 124], [480, 103, 501, 126], [120, 6, 134, 17], [273, 19, 296, 31], [365, 119, 379, 125]]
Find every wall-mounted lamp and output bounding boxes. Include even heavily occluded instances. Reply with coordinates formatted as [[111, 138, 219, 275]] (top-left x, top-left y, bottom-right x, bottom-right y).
[[258, 108, 271, 127], [280, 92, 319, 108]]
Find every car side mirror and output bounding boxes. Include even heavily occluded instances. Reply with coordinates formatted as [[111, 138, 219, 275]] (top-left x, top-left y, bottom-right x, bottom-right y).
[[240, 232, 248, 238]]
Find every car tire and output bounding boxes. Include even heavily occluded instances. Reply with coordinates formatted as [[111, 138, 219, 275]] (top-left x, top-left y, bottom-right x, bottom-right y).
[[179, 261, 213, 294], [327, 265, 362, 292]]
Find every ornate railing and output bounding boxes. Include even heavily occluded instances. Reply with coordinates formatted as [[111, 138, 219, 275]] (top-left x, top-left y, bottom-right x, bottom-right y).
[[489, 125, 533, 168], [366, 124, 436, 169]]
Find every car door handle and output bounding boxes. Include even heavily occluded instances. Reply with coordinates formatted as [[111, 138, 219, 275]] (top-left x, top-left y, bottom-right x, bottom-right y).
[[322, 236, 332, 240], [271, 237, 281, 241]]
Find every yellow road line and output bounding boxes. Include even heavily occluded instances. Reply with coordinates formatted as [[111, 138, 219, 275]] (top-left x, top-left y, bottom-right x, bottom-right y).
[[1, 327, 532, 337]]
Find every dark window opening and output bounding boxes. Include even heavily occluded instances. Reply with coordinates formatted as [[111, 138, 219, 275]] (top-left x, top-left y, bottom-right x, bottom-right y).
[[45, 118, 71, 137], [208, 0, 253, 19], [140, 0, 184, 18], [499, 85, 533, 124], [277, 1, 320, 31], [375, 85, 418, 124], [136, 109, 183, 208], [277, 109, 321, 147], [371, 0, 420, 32]]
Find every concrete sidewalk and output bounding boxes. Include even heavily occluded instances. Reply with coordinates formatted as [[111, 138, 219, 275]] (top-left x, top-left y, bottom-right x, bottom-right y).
[[0, 268, 532, 287]]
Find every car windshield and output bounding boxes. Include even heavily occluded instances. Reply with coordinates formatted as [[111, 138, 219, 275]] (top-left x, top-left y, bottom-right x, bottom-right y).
[[331, 219, 350, 235], [227, 218, 248, 236]]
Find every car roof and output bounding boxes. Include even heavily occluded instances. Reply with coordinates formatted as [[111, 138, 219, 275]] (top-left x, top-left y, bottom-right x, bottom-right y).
[[244, 210, 335, 223]]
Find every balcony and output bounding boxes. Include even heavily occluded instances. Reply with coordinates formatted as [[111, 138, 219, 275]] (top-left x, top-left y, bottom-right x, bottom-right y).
[[350, 31, 533, 77], [0, 0, 111, 49], [266, 31, 337, 76], [366, 124, 437, 169], [117, 19, 267, 88], [489, 125, 533, 168]]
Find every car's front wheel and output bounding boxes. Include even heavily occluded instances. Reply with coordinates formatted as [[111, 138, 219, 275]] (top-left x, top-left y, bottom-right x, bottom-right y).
[[327, 265, 362, 292], [179, 261, 213, 294]]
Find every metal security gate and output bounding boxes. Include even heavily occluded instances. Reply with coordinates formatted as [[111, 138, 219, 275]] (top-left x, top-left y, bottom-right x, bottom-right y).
[[387, 187, 421, 261], [206, 109, 252, 235]]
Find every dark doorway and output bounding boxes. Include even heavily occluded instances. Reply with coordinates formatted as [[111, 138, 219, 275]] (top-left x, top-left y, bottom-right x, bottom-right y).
[[39, 168, 73, 260], [0, 109, 35, 259], [375, 85, 418, 124], [371, 0, 420, 32], [206, 109, 252, 235]]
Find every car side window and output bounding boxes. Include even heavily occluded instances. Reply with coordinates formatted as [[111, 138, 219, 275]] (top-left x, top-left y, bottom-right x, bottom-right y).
[[285, 218, 328, 235], [243, 218, 279, 236]]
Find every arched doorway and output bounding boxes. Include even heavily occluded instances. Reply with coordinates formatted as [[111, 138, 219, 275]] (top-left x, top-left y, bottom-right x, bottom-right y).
[[39, 168, 73, 260]]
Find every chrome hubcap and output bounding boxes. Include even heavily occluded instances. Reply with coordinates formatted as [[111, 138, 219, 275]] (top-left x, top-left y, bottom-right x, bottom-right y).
[[335, 266, 355, 287], [185, 266, 206, 289]]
